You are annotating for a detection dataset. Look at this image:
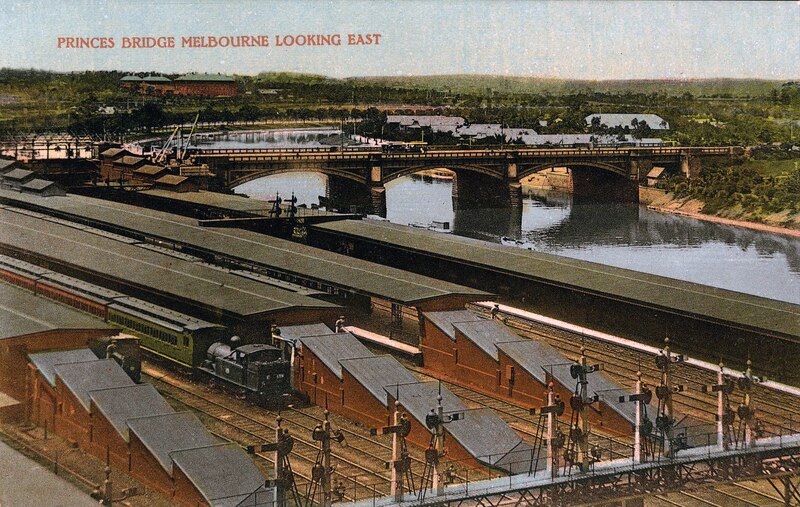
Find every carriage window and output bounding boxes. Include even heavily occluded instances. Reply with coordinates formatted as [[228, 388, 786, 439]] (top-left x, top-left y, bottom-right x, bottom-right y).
[[183, 336, 189, 347]]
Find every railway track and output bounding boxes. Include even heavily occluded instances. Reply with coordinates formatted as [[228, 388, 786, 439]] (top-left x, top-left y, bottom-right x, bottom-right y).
[[472, 306, 800, 437], [405, 364, 636, 461]]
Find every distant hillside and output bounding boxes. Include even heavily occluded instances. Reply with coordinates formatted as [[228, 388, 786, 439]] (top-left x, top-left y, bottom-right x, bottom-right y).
[[345, 75, 785, 97]]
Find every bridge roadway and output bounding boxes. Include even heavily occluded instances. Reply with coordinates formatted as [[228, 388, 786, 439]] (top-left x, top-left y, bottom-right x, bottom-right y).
[[308, 219, 800, 379], [188, 145, 742, 210]]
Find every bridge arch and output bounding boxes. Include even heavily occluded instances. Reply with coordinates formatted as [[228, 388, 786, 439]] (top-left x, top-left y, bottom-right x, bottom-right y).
[[382, 163, 505, 185], [228, 166, 367, 189], [517, 160, 629, 181]]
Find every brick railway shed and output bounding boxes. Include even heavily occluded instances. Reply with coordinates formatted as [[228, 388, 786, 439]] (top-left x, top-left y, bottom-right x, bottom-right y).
[[308, 219, 800, 380], [0, 282, 116, 421], [285, 325, 535, 474]]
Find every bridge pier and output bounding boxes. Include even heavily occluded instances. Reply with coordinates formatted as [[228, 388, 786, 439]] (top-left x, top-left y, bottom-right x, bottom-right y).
[[681, 155, 701, 178], [506, 157, 523, 208], [570, 166, 639, 203], [508, 182, 522, 207], [370, 185, 387, 217]]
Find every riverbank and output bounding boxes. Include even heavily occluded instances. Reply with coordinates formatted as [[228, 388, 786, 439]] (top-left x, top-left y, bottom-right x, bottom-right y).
[[640, 187, 800, 238]]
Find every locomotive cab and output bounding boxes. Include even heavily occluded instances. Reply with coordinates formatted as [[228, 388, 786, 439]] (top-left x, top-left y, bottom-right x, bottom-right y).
[[203, 340, 291, 402]]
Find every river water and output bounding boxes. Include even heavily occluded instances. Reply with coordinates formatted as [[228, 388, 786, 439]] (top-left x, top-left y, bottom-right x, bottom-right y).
[[224, 131, 800, 305]]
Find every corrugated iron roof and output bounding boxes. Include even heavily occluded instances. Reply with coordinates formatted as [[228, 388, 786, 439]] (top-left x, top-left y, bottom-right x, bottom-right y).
[[53, 359, 135, 410], [126, 412, 218, 474], [2, 168, 35, 181], [100, 148, 127, 158], [496, 339, 566, 384], [0, 284, 113, 342], [424, 310, 484, 340], [314, 219, 800, 340], [279, 323, 335, 341], [21, 178, 60, 191], [298, 332, 372, 379], [89, 384, 174, 441], [113, 155, 144, 166], [0, 208, 339, 319], [340, 355, 417, 406], [391, 381, 533, 473], [174, 73, 235, 82], [170, 444, 269, 507], [155, 174, 189, 185], [0, 189, 490, 306], [133, 164, 168, 176], [452, 319, 519, 360], [28, 348, 99, 386]]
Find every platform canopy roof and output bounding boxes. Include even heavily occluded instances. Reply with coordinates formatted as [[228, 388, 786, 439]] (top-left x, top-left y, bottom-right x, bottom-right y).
[[0, 207, 338, 320], [313, 219, 800, 340], [0, 284, 114, 342], [0, 189, 490, 307]]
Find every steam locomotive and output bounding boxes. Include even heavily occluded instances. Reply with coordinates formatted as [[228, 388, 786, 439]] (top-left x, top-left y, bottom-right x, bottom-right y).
[[0, 253, 293, 404]]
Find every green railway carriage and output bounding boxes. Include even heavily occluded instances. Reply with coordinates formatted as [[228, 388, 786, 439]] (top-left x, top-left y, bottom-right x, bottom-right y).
[[107, 297, 225, 367]]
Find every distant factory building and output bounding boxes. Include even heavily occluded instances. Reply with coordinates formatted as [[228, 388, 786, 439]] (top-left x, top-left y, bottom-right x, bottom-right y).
[[154, 174, 200, 193], [119, 75, 142, 90], [120, 73, 239, 97], [171, 73, 239, 97], [585, 113, 669, 130], [140, 75, 172, 95]]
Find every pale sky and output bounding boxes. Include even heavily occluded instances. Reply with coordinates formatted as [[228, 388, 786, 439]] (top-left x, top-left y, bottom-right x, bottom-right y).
[[1, 0, 798, 79]]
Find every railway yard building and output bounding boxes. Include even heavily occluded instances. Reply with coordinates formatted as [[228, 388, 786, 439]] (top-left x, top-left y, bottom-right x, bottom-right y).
[[284, 324, 535, 474], [0, 189, 490, 320], [0, 205, 340, 338]]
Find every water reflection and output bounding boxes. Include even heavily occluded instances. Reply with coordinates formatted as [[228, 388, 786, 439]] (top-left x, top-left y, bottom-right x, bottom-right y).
[[234, 172, 327, 207], [192, 128, 343, 149]]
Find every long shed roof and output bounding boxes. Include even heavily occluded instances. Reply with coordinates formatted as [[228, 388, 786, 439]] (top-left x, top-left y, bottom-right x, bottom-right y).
[[0, 284, 113, 341], [340, 355, 418, 406], [453, 319, 519, 361], [170, 444, 270, 507], [126, 412, 218, 474], [297, 332, 373, 379], [0, 208, 338, 320], [0, 189, 489, 306], [53, 359, 135, 410], [392, 381, 533, 473], [28, 348, 100, 386], [90, 384, 174, 441], [424, 310, 484, 340], [313, 219, 800, 340]]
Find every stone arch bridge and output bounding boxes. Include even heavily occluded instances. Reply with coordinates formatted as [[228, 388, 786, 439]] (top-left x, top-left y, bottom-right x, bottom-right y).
[[188, 146, 743, 215]]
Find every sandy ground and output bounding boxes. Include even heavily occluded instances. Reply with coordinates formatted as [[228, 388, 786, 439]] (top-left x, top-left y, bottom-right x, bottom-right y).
[[640, 187, 800, 238]]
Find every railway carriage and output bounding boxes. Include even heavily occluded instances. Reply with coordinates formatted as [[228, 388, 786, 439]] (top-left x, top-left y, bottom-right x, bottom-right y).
[[0, 253, 293, 403]]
